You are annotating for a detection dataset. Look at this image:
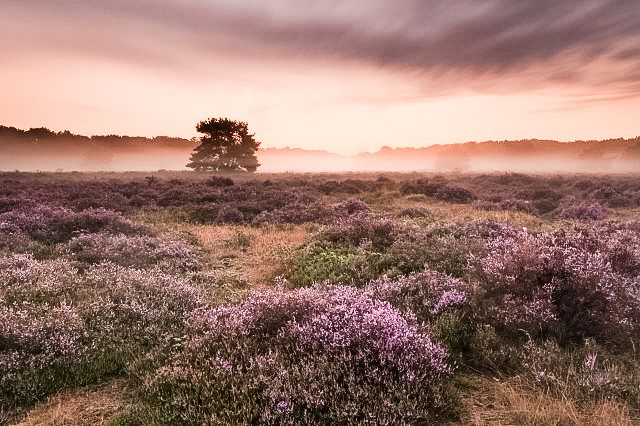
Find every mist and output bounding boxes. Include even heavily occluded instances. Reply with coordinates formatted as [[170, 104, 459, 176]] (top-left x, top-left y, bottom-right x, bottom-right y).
[[2, 135, 638, 174]]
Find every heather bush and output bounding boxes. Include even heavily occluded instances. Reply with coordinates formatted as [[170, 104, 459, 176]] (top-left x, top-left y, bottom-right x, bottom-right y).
[[67, 232, 199, 272], [473, 198, 536, 214], [80, 263, 202, 350], [470, 223, 640, 346], [205, 176, 234, 186], [133, 285, 454, 424], [385, 222, 487, 277], [0, 205, 140, 243], [319, 212, 396, 250], [556, 197, 610, 220], [366, 270, 468, 324], [253, 201, 329, 224], [401, 178, 474, 203], [215, 205, 245, 223], [0, 197, 34, 213], [0, 255, 202, 409]]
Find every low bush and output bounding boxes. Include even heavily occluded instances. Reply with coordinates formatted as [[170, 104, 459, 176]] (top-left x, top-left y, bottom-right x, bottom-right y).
[[0, 205, 140, 243], [470, 224, 640, 346], [0, 255, 202, 409], [287, 247, 386, 287], [366, 270, 468, 324], [556, 197, 610, 220], [67, 233, 199, 272], [319, 212, 396, 250], [132, 285, 454, 424]]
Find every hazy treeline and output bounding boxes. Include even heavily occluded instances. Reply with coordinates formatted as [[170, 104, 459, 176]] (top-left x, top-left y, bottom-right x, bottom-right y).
[[1, 125, 639, 172], [0, 125, 197, 171]]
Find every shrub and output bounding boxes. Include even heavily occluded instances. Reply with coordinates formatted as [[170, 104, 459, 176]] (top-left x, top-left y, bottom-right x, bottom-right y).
[[522, 339, 640, 406], [67, 233, 199, 272], [0, 205, 140, 243], [473, 198, 535, 214], [470, 224, 640, 346], [287, 247, 385, 287], [0, 255, 202, 409], [557, 197, 610, 220], [80, 263, 202, 350], [133, 285, 453, 424], [385, 222, 486, 277], [205, 176, 234, 186], [400, 179, 474, 204], [399, 206, 432, 218], [215, 205, 245, 224], [366, 270, 468, 323], [320, 213, 396, 250], [253, 201, 329, 224]]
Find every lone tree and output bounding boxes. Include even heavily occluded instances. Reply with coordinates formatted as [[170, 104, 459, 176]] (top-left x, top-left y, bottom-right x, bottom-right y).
[[187, 118, 260, 172]]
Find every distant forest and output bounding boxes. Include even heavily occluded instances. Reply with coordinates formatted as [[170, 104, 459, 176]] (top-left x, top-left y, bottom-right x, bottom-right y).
[[1, 125, 639, 172]]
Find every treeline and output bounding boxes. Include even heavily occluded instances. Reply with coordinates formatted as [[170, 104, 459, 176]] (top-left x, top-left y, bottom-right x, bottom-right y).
[[0, 125, 196, 147], [1, 124, 639, 172]]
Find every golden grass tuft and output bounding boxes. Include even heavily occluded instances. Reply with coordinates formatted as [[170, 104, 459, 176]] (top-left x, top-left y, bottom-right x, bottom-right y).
[[15, 379, 131, 426], [193, 224, 308, 288], [459, 375, 633, 426]]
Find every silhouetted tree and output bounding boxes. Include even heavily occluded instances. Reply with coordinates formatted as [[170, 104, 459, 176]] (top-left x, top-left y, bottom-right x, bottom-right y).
[[186, 118, 260, 172]]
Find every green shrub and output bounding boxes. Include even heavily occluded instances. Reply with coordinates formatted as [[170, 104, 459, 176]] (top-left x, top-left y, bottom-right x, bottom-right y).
[[287, 247, 386, 287]]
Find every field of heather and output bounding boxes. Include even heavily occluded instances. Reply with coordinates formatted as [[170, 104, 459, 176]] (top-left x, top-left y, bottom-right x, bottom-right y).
[[1, 171, 640, 425]]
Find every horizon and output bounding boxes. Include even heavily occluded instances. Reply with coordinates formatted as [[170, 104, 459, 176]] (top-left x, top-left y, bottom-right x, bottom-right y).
[[2, 1, 640, 155], [2, 122, 639, 157]]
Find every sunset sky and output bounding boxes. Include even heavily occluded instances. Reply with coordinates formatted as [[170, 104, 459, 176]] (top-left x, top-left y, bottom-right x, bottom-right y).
[[2, 0, 639, 154]]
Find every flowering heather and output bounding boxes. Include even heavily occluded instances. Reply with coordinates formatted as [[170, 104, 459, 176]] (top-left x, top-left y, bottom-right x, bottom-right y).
[[0, 204, 139, 243], [320, 212, 396, 250], [366, 270, 468, 322], [0, 255, 202, 408], [398, 206, 432, 218], [253, 198, 371, 225], [135, 285, 452, 424], [557, 197, 610, 220], [67, 232, 199, 272], [522, 340, 640, 404], [0, 254, 80, 304], [471, 223, 640, 344], [81, 263, 203, 348], [473, 198, 536, 214]]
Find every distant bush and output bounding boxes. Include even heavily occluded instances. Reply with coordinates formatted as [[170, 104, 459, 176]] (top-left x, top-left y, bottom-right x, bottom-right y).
[[399, 206, 432, 218], [0, 205, 140, 243], [215, 205, 245, 223], [133, 285, 453, 424], [253, 201, 329, 224], [473, 198, 536, 214], [556, 197, 610, 220], [320, 212, 396, 250], [205, 176, 234, 186], [401, 179, 475, 203]]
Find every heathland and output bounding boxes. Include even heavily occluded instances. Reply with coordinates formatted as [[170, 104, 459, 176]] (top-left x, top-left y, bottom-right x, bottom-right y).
[[1, 171, 639, 424]]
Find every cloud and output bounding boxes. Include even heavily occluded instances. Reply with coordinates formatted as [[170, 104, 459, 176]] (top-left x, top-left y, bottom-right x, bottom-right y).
[[3, 0, 640, 96]]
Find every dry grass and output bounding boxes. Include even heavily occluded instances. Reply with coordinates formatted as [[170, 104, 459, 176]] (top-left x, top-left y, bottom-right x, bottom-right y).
[[459, 375, 634, 426], [15, 380, 131, 426], [193, 224, 308, 288]]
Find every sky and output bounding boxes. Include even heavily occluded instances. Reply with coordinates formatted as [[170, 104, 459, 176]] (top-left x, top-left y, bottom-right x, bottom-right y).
[[1, 0, 640, 154]]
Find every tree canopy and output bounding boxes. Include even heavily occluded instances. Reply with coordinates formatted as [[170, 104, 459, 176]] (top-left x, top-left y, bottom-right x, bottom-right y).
[[186, 118, 260, 172]]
